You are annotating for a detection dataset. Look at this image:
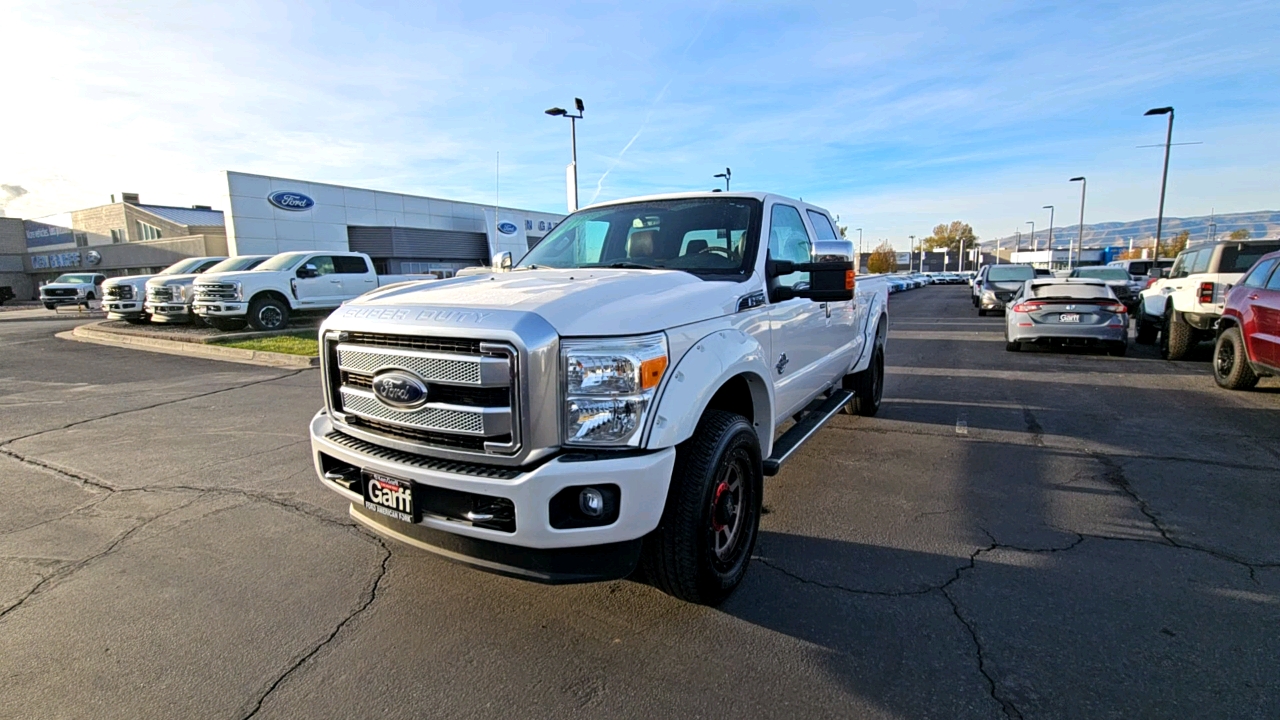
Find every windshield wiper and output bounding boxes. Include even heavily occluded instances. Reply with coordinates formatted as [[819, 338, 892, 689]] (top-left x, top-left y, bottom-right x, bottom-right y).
[[587, 261, 662, 270]]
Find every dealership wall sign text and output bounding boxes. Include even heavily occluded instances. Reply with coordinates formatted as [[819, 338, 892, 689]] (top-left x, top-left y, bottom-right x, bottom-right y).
[[30, 251, 82, 269]]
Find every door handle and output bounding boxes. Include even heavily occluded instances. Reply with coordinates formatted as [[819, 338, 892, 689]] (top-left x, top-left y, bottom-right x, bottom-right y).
[[330, 279, 342, 284], [1249, 294, 1261, 300]]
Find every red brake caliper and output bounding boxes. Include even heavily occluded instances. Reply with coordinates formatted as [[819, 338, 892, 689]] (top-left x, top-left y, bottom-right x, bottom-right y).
[[710, 482, 730, 532]]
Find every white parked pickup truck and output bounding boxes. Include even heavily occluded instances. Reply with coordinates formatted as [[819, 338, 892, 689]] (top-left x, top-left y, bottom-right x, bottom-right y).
[[192, 251, 423, 331], [309, 192, 889, 605], [103, 257, 226, 324], [145, 255, 271, 324]]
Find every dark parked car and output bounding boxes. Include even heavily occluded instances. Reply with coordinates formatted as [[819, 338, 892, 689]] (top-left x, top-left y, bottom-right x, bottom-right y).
[[976, 264, 1036, 315], [1214, 250, 1280, 389], [1069, 266, 1137, 311]]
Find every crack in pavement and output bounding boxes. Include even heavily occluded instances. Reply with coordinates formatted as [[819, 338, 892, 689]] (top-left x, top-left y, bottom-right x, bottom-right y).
[[240, 537, 391, 720], [757, 530, 1087, 720], [0, 495, 201, 621], [0, 369, 308, 448], [1090, 451, 1274, 583]]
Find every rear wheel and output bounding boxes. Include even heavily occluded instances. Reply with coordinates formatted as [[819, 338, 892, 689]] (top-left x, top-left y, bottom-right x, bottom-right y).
[[641, 410, 762, 606], [1160, 307, 1193, 360], [1107, 342, 1128, 357], [209, 317, 248, 332], [1005, 340, 1022, 352], [1213, 326, 1259, 390], [247, 296, 289, 331]]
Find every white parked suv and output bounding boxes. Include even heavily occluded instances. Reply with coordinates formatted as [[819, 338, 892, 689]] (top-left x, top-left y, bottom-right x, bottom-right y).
[[1137, 239, 1280, 359], [309, 192, 890, 604], [192, 251, 421, 331], [102, 257, 225, 324]]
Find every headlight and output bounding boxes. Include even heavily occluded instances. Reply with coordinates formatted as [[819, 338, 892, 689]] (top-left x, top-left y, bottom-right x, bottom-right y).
[[562, 334, 668, 447], [169, 285, 185, 301], [982, 290, 996, 300], [232, 282, 243, 301]]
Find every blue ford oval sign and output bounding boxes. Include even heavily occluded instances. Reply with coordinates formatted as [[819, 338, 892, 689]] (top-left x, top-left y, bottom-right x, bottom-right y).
[[497, 221, 518, 235], [267, 191, 315, 211], [372, 370, 429, 410]]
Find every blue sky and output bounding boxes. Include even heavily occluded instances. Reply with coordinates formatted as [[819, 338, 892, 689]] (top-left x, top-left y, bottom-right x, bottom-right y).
[[4, 0, 1278, 250]]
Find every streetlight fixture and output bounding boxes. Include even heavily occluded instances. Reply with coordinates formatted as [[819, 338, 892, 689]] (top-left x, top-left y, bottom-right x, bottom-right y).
[[1069, 177, 1087, 270], [545, 97, 585, 212], [713, 168, 731, 191], [1144, 106, 1174, 265]]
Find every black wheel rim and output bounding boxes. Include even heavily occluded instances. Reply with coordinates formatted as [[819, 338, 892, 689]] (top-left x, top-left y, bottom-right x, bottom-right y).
[[708, 447, 753, 571], [872, 347, 884, 406], [259, 305, 283, 328], [1215, 337, 1235, 378]]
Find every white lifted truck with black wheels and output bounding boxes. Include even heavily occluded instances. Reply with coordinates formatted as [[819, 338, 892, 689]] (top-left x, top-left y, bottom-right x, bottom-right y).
[[310, 193, 889, 604]]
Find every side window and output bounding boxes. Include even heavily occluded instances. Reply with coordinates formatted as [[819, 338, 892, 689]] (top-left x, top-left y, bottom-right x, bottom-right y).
[[1242, 259, 1278, 288], [1170, 253, 1189, 279], [806, 210, 839, 241], [768, 204, 812, 289], [195, 260, 221, 273], [1265, 262, 1280, 291], [334, 256, 370, 274], [1189, 248, 1212, 275], [307, 256, 335, 276]]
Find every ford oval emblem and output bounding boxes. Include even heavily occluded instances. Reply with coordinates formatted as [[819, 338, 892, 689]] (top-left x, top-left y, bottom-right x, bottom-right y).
[[85, 250, 102, 265], [371, 370, 428, 410], [497, 221, 518, 235], [267, 190, 315, 211]]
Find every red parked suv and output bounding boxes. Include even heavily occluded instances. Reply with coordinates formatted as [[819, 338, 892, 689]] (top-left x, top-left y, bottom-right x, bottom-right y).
[[1214, 250, 1280, 389]]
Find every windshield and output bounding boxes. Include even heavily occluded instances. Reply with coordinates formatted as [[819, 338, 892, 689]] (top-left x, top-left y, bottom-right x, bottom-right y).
[[1031, 283, 1113, 300], [518, 198, 762, 278], [987, 266, 1036, 282], [255, 252, 310, 272], [1071, 267, 1129, 281], [52, 274, 97, 284], [205, 256, 269, 273], [158, 258, 211, 276]]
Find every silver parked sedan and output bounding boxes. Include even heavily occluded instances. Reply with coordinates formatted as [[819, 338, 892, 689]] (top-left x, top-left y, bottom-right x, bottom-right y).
[[1004, 279, 1129, 356]]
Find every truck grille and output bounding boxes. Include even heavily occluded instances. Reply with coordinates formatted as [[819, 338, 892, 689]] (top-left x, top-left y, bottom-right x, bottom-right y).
[[148, 286, 174, 302], [43, 288, 77, 297], [325, 333, 519, 458], [105, 285, 134, 300], [195, 283, 237, 301]]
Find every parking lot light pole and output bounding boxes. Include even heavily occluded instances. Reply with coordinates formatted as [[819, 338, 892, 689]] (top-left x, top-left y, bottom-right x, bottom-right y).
[[909, 236, 916, 272], [545, 98, 585, 212], [1145, 106, 1174, 265], [856, 228, 863, 268], [1026, 220, 1036, 254], [1069, 177, 1087, 270], [1043, 205, 1055, 263]]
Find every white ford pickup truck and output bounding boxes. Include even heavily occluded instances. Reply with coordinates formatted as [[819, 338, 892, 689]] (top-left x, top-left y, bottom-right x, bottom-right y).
[[192, 251, 422, 331], [310, 192, 889, 604], [103, 257, 226, 324]]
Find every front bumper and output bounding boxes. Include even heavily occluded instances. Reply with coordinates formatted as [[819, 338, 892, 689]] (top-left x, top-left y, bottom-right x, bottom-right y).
[[310, 411, 676, 581], [980, 295, 1013, 310], [103, 301, 143, 317], [41, 296, 85, 306], [192, 301, 247, 318], [145, 302, 192, 322]]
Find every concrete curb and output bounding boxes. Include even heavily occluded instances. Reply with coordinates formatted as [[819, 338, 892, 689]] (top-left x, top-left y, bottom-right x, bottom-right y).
[[64, 321, 319, 369], [0, 309, 107, 323], [101, 323, 319, 344]]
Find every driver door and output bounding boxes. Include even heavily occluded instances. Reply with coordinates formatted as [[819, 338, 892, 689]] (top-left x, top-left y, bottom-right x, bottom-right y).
[[766, 203, 828, 421], [292, 255, 342, 306]]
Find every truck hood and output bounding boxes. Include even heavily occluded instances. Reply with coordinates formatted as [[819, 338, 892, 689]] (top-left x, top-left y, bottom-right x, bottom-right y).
[[148, 273, 201, 288], [41, 282, 90, 291], [195, 271, 260, 285], [346, 269, 745, 336], [104, 274, 154, 288]]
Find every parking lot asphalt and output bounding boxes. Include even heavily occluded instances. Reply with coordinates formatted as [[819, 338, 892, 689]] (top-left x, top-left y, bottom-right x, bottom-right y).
[[1, 288, 1277, 719]]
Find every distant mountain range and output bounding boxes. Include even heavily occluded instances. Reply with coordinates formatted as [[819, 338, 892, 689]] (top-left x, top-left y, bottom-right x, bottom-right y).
[[981, 210, 1279, 251]]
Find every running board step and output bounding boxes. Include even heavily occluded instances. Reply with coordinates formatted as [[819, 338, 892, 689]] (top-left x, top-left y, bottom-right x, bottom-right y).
[[762, 389, 852, 476]]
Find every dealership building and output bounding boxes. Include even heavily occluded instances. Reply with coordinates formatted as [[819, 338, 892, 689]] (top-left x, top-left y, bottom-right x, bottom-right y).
[[1, 171, 564, 300]]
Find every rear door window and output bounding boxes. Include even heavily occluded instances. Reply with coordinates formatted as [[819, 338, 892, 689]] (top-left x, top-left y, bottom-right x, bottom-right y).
[[334, 256, 370, 274], [805, 210, 839, 241], [1242, 258, 1278, 288], [1189, 248, 1213, 274]]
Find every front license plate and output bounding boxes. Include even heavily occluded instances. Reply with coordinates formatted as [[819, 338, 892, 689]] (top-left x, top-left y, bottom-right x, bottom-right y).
[[363, 471, 418, 524], [1060, 313, 1081, 323]]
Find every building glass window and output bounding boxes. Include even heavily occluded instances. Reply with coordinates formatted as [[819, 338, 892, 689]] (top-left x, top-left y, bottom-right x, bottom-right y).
[[111, 229, 126, 244], [136, 221, 162, 241], [74, 232, 88, 247]]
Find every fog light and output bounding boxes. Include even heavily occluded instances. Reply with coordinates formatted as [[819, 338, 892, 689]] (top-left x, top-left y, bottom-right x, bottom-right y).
[[579, 488, 605, 517]]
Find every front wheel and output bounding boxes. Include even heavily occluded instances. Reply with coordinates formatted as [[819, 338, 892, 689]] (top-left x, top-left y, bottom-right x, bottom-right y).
[[247, 296, 289, 331], [1213, 327, 1259, 390], [843, 341, 884, 416], [43, 303, 56, 311], [640, 410, 762, 606], [124, 316, 149, 325]]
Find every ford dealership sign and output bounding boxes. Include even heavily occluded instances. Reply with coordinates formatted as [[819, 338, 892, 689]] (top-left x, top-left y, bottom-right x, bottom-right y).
[[267, 191, 315, 211], [497, 221, 518, 235]]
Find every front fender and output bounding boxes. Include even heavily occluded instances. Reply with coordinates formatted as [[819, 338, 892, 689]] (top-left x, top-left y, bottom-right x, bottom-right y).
[[644, 329, 775, 455]]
